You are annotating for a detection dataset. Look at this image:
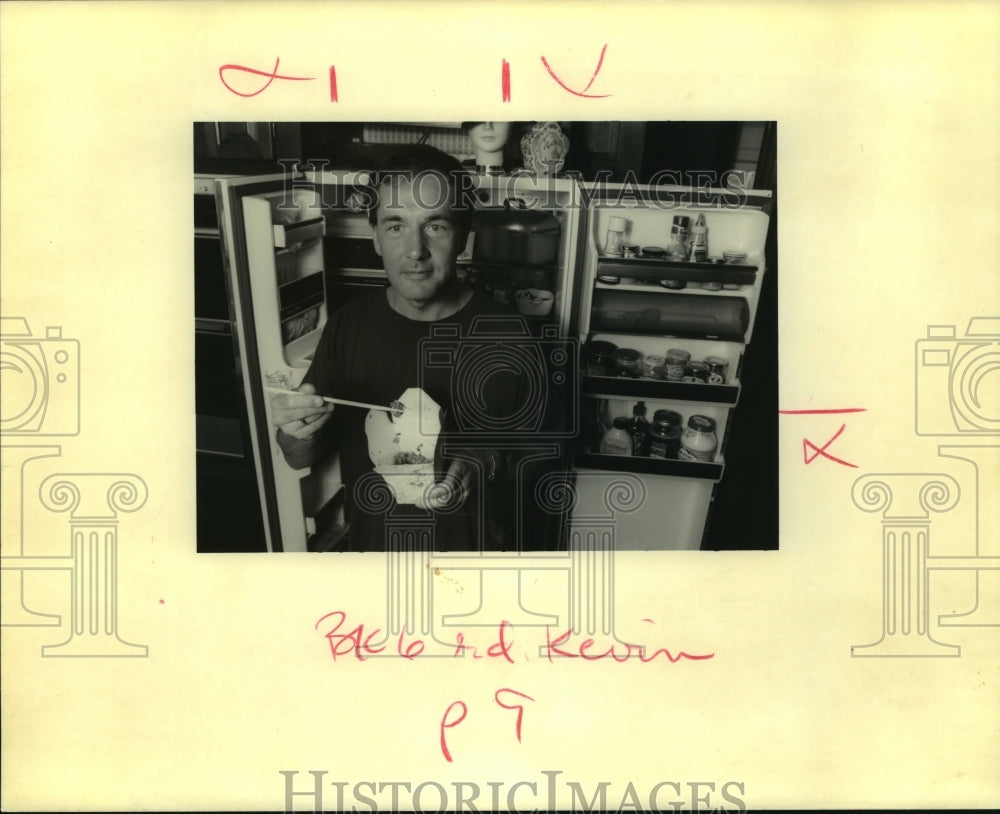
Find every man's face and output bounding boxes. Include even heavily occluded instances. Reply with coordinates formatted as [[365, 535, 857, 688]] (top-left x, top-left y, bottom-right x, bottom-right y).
[[371, 173, 466, 309]]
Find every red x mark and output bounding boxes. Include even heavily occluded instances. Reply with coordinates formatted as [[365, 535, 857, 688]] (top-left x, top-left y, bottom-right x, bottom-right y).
[[803, 423, 857, 468]]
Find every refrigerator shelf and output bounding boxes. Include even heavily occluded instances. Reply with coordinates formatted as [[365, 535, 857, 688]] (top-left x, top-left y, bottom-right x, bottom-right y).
[[597, 257, 758, 286], [574, 451, 724, 481], [582, 375, 740, 405]]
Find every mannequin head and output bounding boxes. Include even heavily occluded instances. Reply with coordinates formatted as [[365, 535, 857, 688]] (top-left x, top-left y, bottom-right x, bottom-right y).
[[464, 121, 512, 169]]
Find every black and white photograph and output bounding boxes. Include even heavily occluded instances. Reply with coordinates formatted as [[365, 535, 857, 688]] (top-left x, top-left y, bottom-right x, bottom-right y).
[[195, 120, 779, 553]]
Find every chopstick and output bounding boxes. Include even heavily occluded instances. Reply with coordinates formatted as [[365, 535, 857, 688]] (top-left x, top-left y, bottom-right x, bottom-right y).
[[265, 387, 397, 413]]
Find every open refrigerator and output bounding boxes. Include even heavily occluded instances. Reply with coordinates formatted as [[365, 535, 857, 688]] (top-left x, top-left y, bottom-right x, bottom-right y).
[[214, 169, 584, 552]]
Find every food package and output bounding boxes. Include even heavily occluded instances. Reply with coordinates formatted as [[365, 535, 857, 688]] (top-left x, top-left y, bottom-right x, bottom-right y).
[[365, 387, 441, 505]]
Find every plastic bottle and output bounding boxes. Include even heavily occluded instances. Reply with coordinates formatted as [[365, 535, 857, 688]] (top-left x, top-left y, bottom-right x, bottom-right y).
[[603, 216, 627, 256], [688, 213, 708, 263], [678, 415, 718, 462], [600, 417, 632, 456], [629, 401, 650, 456]]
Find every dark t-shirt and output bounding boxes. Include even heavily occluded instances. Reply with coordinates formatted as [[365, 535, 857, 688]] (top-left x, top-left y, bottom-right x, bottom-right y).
[[302, 287, 534, 552]]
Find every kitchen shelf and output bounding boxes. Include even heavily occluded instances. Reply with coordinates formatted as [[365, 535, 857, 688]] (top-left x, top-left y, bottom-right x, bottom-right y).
[[575, 451, 724, 481], [582, 375, 740, 405], [597, 256, 757, 286]]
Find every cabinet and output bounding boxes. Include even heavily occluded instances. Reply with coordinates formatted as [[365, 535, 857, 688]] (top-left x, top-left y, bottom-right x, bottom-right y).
[[571, 184, 773, 549]]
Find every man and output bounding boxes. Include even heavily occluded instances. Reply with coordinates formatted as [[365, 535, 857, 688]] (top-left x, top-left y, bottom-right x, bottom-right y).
[[271, 144, 533, 552]]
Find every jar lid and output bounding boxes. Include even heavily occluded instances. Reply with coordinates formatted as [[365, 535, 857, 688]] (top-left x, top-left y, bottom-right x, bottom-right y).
[[687, 415, 716, 432], [640, 246, 667, 257], [686, 361, 709, 371], [665, 348, 691, 361], [584, 340, 617, 358], [613, 348, 641, 362], [612, 416, 630, 429], [652, 409, 682, 428], [608, 216, 628, 230], [644, 354, 666, 364]]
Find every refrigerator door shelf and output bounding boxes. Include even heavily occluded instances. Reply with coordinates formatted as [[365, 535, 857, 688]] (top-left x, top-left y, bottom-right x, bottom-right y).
[[582, 375, 740, 405], [574, 451, 724, 482], [597, 257, 758, 287]]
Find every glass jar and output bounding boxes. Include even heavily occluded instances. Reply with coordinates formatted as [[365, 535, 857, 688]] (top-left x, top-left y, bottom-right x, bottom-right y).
[[664, 349, 691, 381], [647, 409, 682, 459], [679, 415, 718, 462], [641, 354, 666, 380], [583, 340, 618, 376], [613, 347, 642, 378]]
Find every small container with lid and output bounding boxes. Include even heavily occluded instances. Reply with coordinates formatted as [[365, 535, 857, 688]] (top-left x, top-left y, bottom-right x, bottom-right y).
[[664, 348, 691, 381], [678, 415, 718, 462], [641, 354, 667, 380], [682, 360, 710, 383], [600, 417, 633, 456], [613, 347, 642, 378], [640, 246, 667, 260], [583, 340, 618, 376], [622, 243, 640, 258], [704, 356, 730, 384], [647, 409, 682, 459]]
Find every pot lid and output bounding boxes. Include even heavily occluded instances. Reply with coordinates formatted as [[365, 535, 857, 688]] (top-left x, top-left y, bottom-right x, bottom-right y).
[[472, 200, 560, 233]]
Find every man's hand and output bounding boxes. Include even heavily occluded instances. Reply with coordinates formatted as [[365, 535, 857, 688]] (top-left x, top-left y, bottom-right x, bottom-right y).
[[420, 451, 496, 511], [271, 382, 334, 440]]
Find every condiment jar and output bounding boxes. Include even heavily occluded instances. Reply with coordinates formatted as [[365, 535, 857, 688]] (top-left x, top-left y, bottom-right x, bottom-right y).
[[678, 415, 718, 462], [682, 360, 710, 383], [600, 417, 632, 456], [613, 347, 642, 378], [647, 409, 682, 459], [583, 340, 617, 376], [664, 349, 691, 381], [704, 356, 730, 384]]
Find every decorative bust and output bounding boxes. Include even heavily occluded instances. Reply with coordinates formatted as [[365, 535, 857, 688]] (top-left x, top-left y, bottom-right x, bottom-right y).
[[520, 122, 569, 177]]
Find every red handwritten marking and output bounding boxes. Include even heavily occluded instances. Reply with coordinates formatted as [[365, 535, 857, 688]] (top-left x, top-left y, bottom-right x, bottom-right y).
[[803, 423, 857, 468], [397, 630, 424, 660], [779, 408, 866, 415], [218, 58, 313, 97], [158, 599, 165, 605], [314, 611, 385, 661], [544, 628, 714, 663], [540, 44, 611, 98], [495, 688, 534, 743], [501, 59, 511, 102], [329, 65, 338, 102], [440, 700, 467, 762]]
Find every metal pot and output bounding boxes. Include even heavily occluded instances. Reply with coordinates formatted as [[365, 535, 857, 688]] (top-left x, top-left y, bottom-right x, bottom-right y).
[[471, 199, 560, 267]]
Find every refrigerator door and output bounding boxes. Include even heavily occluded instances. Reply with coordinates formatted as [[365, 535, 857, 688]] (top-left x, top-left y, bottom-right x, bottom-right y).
[[570, 183, 773, 550], [217, 171, 368, 551]]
